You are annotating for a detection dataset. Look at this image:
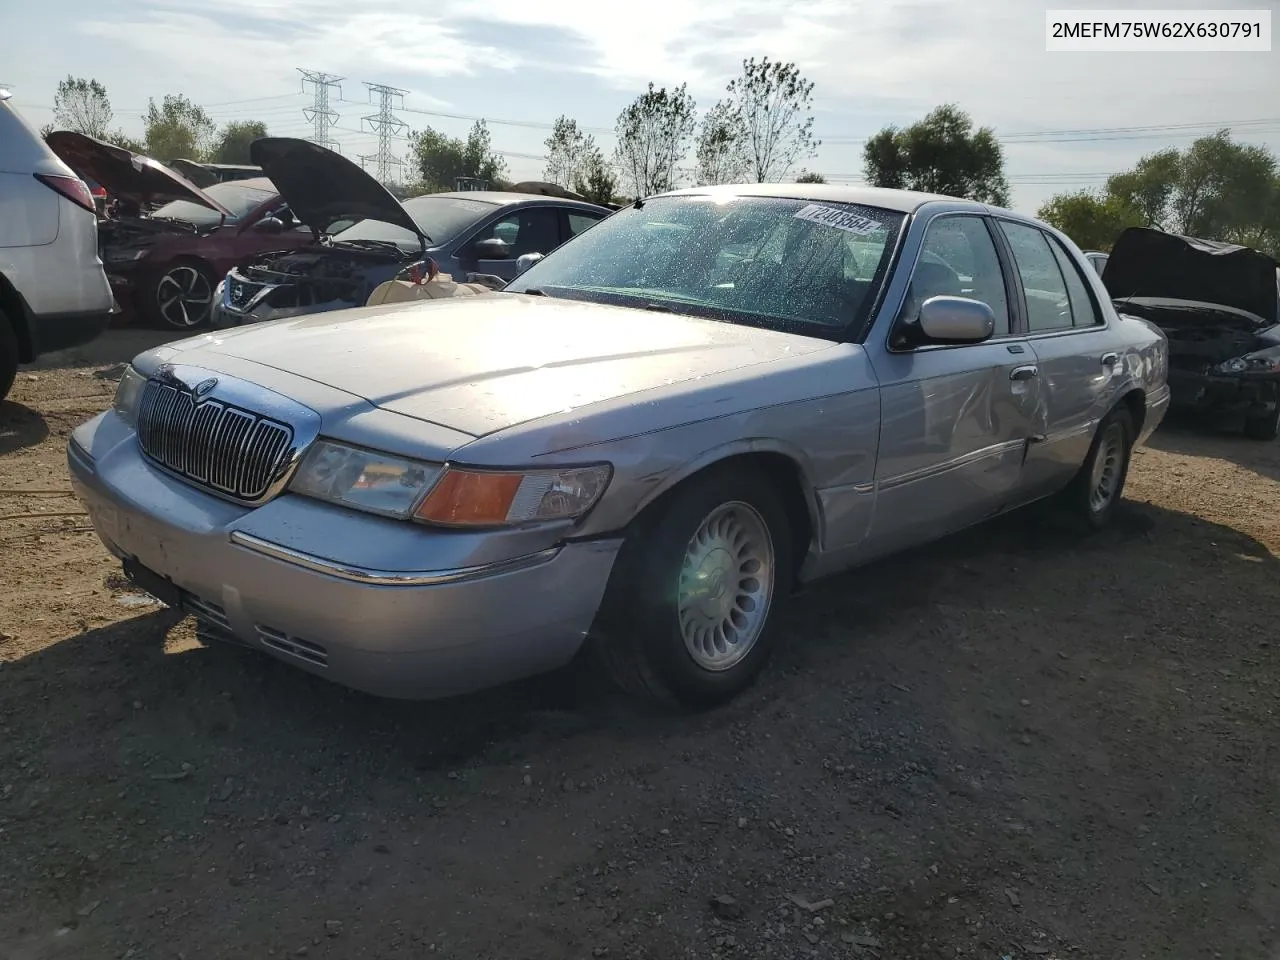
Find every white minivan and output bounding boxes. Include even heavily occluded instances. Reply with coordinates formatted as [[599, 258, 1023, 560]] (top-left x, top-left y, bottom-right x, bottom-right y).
[[0, 88, 114, 401]]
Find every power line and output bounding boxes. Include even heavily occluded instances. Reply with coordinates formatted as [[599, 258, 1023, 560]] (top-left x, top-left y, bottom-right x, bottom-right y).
[[297, 68, 343, 154], [359, 82, 409, 183]]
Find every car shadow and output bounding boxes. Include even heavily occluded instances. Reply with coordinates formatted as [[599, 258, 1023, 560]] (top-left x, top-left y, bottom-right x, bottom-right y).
[[1148, 410, 1280, 483], [0, 400, 50, 456], [2, 495, 1274, 774]]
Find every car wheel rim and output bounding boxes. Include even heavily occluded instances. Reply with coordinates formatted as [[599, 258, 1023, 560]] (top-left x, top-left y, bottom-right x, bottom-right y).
[[157, 267, 212, 328], [1088, 423, 1125, 513], [677, 500, 775, 672]]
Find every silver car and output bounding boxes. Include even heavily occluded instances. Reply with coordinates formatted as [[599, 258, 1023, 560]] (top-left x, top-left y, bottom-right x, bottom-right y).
[[68, 185, 1170, 707]]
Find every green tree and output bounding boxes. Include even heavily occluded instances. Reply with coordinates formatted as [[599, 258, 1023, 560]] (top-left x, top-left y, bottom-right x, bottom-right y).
[[574, 145, 618, 205], [52, 75, 113, 139], [1104, 149, 1180, 227], [408, 120, 506, 193], [143, 94, 215, 163], [613, 83, 696, 197], [1036, 190, 1144, 251], [211, 120, 268, 164], [694, 99, 748, 186], [722, 57, 819, 182], [796, 171, 826, 183], [862, 104, 1009, 206], [543, 115, 592, 189]]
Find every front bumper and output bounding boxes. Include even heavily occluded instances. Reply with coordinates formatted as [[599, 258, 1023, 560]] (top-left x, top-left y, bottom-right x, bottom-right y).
[[1167, 369, 1279, 414], [67, 412, 623, 700]]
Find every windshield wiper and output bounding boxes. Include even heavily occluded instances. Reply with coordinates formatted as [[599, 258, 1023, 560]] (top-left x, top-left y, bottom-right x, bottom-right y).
[[520, 288, 546, 296], [335, 238, 403, 253]]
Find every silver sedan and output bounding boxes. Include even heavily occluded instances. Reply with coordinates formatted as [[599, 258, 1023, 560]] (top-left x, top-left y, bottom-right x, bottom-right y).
[[68, 184, 1170, 707]]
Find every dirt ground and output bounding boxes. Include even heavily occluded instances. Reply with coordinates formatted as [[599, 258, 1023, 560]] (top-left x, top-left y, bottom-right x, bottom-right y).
[[1, 336, 1278, 960]]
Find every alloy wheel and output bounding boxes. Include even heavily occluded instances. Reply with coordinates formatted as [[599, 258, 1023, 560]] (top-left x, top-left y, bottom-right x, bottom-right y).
[[156, 265, 213, 329]]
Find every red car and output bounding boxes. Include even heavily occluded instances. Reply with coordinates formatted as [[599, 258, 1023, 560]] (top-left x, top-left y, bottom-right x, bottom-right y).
[[46, 132, 316, 330]]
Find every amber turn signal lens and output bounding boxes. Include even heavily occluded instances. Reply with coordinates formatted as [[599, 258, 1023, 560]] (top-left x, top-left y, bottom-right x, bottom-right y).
[[414, 469, 525, 526]]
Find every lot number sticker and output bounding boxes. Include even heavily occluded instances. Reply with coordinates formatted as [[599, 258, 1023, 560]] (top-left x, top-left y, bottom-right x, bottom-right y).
[[793, 203, 881, 236]]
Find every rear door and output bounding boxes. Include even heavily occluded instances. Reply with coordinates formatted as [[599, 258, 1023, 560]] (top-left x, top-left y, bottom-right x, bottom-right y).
[[994, 219, 1123, 501]]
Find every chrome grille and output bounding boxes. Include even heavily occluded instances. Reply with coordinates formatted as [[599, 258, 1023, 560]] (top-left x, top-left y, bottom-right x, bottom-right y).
[[137, 379, 294, 502]]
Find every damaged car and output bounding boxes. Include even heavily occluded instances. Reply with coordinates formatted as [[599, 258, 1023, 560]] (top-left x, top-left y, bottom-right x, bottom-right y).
[[210, 137, 610, 328], [45, 132, 315, 330], [1102, 226, 1280, 440]]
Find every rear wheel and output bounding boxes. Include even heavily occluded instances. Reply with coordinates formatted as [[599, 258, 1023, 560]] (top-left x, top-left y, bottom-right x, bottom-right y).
[[0, 308, 18, 403], [1062, 405, 1134, 531], [149, 261, 215, 330], [594, 467, 794, 708], [1243, 403, 1279, 442]]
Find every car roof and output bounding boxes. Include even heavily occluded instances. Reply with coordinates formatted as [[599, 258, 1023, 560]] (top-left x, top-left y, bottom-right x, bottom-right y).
[[419, 191, 610, 212], [656, 182, 987, 214]]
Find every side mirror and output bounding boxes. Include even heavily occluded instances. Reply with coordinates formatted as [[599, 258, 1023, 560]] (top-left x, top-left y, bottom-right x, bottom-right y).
[[472, 237, 511, 260], [515, 252, 544, 276], [915, 295, 995, 344], [253, 216, 285, 234]]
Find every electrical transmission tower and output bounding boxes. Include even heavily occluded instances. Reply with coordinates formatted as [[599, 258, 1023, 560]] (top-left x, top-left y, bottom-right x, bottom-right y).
[[359, 82, 408, 184], [297, 68, 342, 153]]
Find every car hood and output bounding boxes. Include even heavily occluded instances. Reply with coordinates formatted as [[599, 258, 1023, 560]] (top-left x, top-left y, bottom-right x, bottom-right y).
[[1103, 226, 1279, 327], [182, 294, 835, 436], [249, 137, 426, 241], [44, 131, 233, 214]]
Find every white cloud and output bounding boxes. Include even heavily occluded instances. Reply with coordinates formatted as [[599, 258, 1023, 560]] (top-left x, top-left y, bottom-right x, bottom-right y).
[[10, 0, 1275, 209]]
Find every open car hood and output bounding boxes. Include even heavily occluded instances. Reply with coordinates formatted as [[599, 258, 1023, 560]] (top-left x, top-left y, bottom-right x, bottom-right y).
[[44, 131, 233, 214], [249, 137, 426, 240], [1103, 226, 1279, 326]]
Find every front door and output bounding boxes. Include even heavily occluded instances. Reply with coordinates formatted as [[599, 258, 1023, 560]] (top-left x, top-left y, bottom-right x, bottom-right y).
[[463, 207, 563, 281], [994, 219, 1122, 501], [865, 213, 1041, 557]]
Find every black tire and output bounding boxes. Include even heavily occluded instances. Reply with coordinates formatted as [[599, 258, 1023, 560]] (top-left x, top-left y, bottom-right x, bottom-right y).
[[593, 466, 794, 709], [1243, 404, 1279, 442], [1062, 405, 1134, 531], [146, 260, 216, 331], [0, 308, 18, 404]]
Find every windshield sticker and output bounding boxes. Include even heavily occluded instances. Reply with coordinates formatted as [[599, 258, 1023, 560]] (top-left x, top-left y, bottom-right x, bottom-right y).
[[793, 203, 881, 236]]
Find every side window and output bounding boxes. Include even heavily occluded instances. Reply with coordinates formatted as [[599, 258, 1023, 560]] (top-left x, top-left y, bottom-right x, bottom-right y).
[[1048, 238, 1103, 327], [998, 221, 1073, 332], [471, 209, 561, 258], [902, 215, 1010, 336], [567, 212, 602, 237]]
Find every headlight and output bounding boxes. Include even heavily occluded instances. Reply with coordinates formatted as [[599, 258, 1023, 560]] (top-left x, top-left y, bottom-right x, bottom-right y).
[[105, 248, 148, 263], [1214, 346, 1280, 375], [413, 464, 612, 527], [113, 365, 148, 427], [289, 440, 443, 519]]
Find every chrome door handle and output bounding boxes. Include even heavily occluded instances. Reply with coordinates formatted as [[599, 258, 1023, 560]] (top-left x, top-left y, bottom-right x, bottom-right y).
[[1101, 352, 1119, 366], [1010, 365, 1039, 381]]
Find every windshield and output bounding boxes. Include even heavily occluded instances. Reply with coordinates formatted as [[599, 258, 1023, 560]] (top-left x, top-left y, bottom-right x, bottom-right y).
[[505, 194, 905, 337], [150, 181, 275, 227], [331, 195, 499, 250]]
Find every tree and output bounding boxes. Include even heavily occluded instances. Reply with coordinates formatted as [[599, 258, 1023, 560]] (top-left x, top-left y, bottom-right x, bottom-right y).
[[613, 83, 696, 197], [574, 145, 618, 205], [52, 75, 113, 140], [796, 171, 826, 183], [143, 94, 215, 163], [543, 115, 592, 189], [408, 120, 507, 193], [1044, 131, 1280, 258], [862, 104, 1009, 206], [1104, 149, 1180, 227], [211, 120, 268, 165], [694, 100, 748, 186], [722, 57, 819, 182], [1036, 190, 1145, 251]]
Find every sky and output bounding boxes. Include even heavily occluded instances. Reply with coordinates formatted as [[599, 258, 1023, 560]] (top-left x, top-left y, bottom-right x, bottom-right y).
[[1, 0, 1277, 214]]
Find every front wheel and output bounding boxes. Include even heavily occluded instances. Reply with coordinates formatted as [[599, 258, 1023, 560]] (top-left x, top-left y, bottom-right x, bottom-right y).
[[149, 261, 216, 330], [1243, 403, 1279, 442], [1062, 405, 1134, 531], [594, 467, 794, 708]]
